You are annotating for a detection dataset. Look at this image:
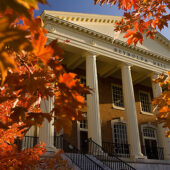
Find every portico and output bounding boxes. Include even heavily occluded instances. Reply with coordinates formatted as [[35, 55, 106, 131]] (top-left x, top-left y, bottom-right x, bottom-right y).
[[24, 11, 170, 166]]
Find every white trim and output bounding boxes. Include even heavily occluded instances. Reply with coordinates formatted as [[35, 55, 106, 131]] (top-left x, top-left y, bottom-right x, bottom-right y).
[[42, 13, 170, 59], [139, 90, 153, 115], [77, 113, 88, 150], [111, 118, 127, 143], [111, 118, 130, 157], [47, 31, 169, 73], [141, 123, 158, 147], [77, 121, 80, 150], [111, 118, 126, 144]]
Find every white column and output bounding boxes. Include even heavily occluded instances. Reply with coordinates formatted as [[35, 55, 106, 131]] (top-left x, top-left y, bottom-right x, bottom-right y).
[[152, 74, 170, 160], [121, 63, 144, 159], [86, 52, 102, 146], [39, 96, 56, 151]]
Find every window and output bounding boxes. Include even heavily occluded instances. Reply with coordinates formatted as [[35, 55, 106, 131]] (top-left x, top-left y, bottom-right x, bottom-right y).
[[80, 119, 88, 129], [143, 127, 155, 138], [80, 112, 87, 129], [112, 84, 124, 108], [139, 91, 152, 113], [80, 77, 87, 100], [111, 121, 130, 157], [113, 123, 128, 144], [141, 125, 162, 159]]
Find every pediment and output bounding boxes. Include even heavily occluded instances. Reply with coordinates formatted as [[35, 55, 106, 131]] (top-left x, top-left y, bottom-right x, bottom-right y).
[[43, 10, 170, 59]]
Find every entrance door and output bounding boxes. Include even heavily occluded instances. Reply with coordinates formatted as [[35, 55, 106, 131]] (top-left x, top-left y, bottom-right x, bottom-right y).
[[80, 131, 88, 153], [145, 139, 158, 159]]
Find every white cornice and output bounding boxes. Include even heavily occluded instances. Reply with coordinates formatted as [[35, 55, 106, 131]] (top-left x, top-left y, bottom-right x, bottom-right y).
[[42, 10, 122, 25], [41, 12, 170, 63]]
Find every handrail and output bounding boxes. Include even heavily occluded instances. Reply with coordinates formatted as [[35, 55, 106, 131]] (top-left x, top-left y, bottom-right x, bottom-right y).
[[88, 138, 136, 170], [54, 136, 104, 170], [102, 141, 130, 158], [15, 136, 39, 151]]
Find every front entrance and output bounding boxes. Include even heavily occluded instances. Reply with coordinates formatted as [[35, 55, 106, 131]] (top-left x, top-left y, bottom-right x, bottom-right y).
[[145, 139, 158, 159], [80, 131, 88, 153]]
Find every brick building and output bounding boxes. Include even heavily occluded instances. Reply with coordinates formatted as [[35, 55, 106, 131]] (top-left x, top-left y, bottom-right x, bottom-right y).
[[24, 11, 170, 169]]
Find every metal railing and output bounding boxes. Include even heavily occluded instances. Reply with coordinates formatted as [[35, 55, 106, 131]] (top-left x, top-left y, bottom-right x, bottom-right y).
[[15, 136, 39, 151], [54, 136, 104, 170], [88, 138, 136, 170], [102, 142, 130, 158], [142, 145, 164, 160]]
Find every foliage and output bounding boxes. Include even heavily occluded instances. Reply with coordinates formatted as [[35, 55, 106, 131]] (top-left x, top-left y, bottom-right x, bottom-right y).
[[152, 72, 170, 137], [0, 0, 89, 169], [95, 0, 170, 136], [94, 0, 170, 45]]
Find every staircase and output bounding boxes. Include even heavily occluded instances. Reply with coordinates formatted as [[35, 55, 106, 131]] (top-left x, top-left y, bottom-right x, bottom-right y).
[[54, 136, 136, 170], [88, 138, 136, 170], [54, 136, 104, 170]]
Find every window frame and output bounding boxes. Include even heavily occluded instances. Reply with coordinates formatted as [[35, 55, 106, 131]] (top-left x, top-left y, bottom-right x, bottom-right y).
[[77, 112, 88, 150], [111, 118, 130, 158], [141, 123, 158, 145], [111, 84, 125, 110], [139, 90, 153, 115]]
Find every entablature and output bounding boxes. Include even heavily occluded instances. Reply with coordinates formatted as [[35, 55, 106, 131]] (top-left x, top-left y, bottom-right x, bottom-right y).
[[41, 13, 170, 74]]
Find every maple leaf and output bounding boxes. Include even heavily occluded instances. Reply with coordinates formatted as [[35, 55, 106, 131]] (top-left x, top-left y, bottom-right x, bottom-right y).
[[0, 0, 89, 169], [94, 0, 170, 45], [0, 51, 16, 85], [32, 32, 53, 64]]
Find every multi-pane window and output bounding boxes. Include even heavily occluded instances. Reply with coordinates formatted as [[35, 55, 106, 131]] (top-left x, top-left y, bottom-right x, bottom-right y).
[[140, 92, 151, 113], [80, 112, 87, 129], [80, 119, 88, 129], [112, 85, 124, 107], [112, 122, 129, 157], [143, 127, 155, 138], [113, 123, 128, 144]]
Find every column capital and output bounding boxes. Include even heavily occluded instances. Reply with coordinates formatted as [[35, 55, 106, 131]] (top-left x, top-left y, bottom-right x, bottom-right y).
[[82, 51, 99, 58], [151, 72, 160, 79], [120, 62, 133, 68]]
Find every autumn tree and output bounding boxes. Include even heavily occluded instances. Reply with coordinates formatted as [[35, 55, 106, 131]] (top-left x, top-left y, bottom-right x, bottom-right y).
[[152, 72, 170, 137], [94, 0, 170, 45], [94, 0, 170, 135], [0, 0, 88, 169]]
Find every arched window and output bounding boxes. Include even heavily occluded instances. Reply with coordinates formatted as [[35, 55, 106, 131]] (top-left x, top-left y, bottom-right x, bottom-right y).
[[141, 124, 163, 159]]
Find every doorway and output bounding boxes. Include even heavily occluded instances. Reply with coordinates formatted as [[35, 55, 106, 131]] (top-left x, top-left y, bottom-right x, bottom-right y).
[[144, 139, 158, 159], [80, 131, 88, 153]]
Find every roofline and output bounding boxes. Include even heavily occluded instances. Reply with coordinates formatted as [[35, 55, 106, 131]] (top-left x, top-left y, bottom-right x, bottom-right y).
[[41, 11, 170, 62], [42, 10, 122, 18]]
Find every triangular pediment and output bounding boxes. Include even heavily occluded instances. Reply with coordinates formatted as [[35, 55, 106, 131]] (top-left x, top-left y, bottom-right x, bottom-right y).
[[43, 10, 170, 59]]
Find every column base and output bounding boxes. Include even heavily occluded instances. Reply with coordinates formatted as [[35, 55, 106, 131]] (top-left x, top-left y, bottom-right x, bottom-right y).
[[45, 145, 57, 152], [130, 154, 147, 160], [164, 156, 170, 161]]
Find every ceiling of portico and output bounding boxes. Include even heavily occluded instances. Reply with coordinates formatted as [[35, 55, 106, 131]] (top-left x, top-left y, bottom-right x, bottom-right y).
[[61, 45, 152, 87]]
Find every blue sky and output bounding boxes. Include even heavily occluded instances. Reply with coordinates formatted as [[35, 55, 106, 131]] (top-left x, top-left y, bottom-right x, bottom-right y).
[[35, 0, 170, 40]]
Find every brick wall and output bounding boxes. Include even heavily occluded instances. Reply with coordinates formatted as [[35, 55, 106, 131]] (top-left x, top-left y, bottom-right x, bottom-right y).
[[65, 68, 157, 148]]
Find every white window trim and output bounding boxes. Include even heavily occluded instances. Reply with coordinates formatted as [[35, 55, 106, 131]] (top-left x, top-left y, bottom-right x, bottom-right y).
[[111, 118, 127, 143], [111, 118, 130, 157], [111, 84, 125, 111], [77, 113, 88, 150], [141, 123, 158, 147], [139, 90, 153, 115]]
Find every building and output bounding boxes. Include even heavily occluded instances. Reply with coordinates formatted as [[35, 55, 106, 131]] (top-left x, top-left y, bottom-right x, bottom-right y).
[[24, 11, 170, 169]]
